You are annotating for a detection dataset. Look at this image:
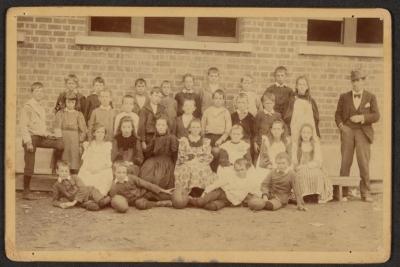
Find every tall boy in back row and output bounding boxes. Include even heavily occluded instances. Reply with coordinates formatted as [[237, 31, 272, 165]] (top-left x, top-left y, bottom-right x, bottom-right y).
[[335, 70, 380, 202], [264, 66, 293, 116]]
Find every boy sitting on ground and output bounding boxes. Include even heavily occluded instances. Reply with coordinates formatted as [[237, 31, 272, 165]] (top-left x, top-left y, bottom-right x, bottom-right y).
[[52, 160, 111, 211]]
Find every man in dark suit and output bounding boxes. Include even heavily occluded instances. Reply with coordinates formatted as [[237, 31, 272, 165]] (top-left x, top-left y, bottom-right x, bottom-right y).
[[335, 70, 380, 202]]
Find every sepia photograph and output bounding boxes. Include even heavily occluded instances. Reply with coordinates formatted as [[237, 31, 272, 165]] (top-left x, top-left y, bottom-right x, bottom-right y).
[[4, 7, 392, 263]]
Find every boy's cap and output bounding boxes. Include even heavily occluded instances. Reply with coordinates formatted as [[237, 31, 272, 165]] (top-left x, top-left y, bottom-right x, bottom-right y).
[[350, 70, 366, 81], [65, 92, 77, 100]]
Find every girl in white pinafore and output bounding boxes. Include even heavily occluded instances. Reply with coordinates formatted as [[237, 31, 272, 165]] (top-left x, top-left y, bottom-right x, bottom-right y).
[[284, 75, 321, 147], [79, 124, 114, 196]]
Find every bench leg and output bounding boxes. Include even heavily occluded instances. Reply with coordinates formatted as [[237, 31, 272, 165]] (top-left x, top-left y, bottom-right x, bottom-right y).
[[338, 186, 343, 201]]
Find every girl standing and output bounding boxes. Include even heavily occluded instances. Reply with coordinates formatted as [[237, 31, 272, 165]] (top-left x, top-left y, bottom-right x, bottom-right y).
[[175, 98, 196, 139], [256, 119, 291, 172], [55, 74, 86, 114], [174, 119, 218, 197], [78, 124, 114, 196], [54, 92, 87, 174], [293, 123, 333, 204], [231, 93, 256, 163], [284, 75, 320, 144], [139, 117, 178, 190], [175, 73, 202, 118], [112, 116, 144, 175]]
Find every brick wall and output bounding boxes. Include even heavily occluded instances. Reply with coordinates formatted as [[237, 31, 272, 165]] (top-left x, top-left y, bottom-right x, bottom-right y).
[[16, 16, 385, 144]]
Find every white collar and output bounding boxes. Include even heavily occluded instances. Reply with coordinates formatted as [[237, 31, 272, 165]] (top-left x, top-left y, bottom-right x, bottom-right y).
[[114, 176, 129, 184], [263, 109, 273, 115], [58, 176, 71, 183], [275, 82, 286, 87], [99, 105, 111, 110], [352, 89, 364, 96], [276, 167, 289, 175], [182, 88, 194, 94]]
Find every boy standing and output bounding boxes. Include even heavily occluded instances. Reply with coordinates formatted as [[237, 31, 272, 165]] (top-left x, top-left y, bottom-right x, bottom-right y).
[[200, 67, 225, 113], [137, 87, 167, 152], [20, 82, 64, 200], [132, 78, 150, 114], [264, 66, 293, 116]]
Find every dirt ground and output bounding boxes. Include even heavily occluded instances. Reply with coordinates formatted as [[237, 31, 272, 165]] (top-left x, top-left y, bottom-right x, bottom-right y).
[[15, 192, 383, 252]]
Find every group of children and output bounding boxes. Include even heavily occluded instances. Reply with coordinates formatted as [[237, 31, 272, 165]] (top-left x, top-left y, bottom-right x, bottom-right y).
[[22, 66, 334, 213]]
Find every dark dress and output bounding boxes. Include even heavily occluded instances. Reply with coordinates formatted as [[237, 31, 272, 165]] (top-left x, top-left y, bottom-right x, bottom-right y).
[[174, 90, 202, 118], [264, 84, 293, 116], [139, 134, 178, 189], [111, 134, 144, 175], [231, 111, 256, 164], [54, 91, 86, 114]]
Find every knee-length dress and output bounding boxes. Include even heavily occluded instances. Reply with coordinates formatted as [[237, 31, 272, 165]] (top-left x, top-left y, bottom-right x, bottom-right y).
[[174, 137, 218, 192], [78, 141, 114, 196], [139, 134, 178, 189], [294, 141, 333, 203], [54, 109, 87, 170]]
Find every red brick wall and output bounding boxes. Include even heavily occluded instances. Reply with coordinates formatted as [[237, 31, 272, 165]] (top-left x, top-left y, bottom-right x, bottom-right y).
[[16, 16, 385, 144]]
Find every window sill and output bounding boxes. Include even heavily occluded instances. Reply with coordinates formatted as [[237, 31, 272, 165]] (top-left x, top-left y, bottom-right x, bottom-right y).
[[75, 35, 252, 53], [298, 45, 383, 58]]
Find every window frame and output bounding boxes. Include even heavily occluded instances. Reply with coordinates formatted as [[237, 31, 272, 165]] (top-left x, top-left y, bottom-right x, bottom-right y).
[[88, 16, 240, 43], [306, 17, 383, 48]]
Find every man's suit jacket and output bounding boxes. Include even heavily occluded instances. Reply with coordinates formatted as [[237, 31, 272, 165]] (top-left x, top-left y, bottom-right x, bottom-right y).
[[334, 90, 380, 143]]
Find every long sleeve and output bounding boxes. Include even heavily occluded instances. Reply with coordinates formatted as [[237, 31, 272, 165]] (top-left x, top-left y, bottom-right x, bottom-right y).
[[133, 139, 144, 166], [84, 97, 92, 123], [129, 175, 162, 194], [53, 111, 63, 138], [223, 110, 232, 137], [137, 109, 148, 142], [334, 94, 344, 127], [254, 113, 261, 145], [170, 135, 179, 163], [260, 173, 272, 195], [311, 98, 321, 137], [54, 93, 65, 113], [363, 94, 380, 124], [78, 112, 87, 142], [283, 98, 294, 132], [258, 137, 272, 168], [111, 139, 120, 162], [114, 113, 122, 136], [201, 109, 208, 133], [20, 105, 32, 144], [87, 109, 96, 141]]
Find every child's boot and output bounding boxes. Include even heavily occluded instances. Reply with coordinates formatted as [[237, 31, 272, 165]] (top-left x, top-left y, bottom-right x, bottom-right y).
[[98, 196, 111, 208], [204, 200, 226, 211], [82, 200, 100, 211]]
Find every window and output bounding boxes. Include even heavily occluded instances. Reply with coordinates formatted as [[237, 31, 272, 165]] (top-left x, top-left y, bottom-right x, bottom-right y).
[[306, 18, 383, 46], [90, 17, 131, 33], [197, 18, 237, 38], [144, 17, 185, 35], [307, 20, 342, 43], [89, 16, 239, 42], [356, 18, 383, 44]]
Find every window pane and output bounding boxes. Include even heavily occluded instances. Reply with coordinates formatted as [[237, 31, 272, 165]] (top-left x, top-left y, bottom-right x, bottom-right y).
[[307, 19, 342, 42], [144, 17, 184, 35], [197, 18, 237, 37], [356, 18, 383, 44], [90, 17, 131, 33]]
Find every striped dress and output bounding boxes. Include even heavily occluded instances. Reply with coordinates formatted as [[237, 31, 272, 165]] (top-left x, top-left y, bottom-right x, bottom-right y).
[[294, 141, 333, 203]]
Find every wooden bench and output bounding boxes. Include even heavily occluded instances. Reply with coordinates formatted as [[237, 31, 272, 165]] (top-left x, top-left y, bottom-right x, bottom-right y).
[[329, 176, 361, 201]]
